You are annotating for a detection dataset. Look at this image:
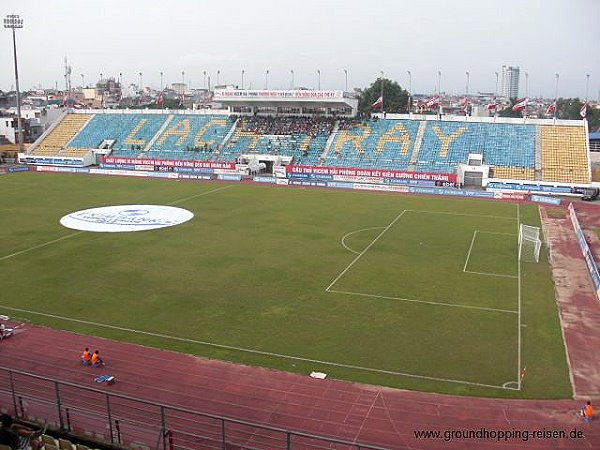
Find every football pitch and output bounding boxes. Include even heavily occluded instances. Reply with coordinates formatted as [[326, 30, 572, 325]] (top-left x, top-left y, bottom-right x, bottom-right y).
[[0, 173, 571, 398]]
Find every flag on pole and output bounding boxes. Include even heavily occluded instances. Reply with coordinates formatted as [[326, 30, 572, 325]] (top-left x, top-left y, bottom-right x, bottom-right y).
[[546, 101, 556, 115], [460, 97, 469, 113], [580, 102, 588, 118], [371, 95, 383, 109], [512, 97, 527, 111], [426, 95, 440, 109], [486, 98, 498, 111]]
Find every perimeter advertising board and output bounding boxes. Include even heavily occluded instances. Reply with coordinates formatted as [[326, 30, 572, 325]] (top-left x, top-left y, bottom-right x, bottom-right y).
[[568, 203, 600, 301], [286, 165, 456, 183], [103, 156, 235, 170]]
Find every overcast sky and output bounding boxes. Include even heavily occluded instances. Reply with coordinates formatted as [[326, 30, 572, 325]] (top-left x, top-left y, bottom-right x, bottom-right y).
[[1, 0, 598, 99]]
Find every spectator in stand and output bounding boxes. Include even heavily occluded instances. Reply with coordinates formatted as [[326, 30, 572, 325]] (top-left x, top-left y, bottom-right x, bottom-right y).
[[0, 414, 44, 450]]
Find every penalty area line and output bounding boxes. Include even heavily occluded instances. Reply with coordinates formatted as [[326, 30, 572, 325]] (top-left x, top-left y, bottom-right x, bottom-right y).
[[328, 289, 517, 314], [0, 304, 511, 391]]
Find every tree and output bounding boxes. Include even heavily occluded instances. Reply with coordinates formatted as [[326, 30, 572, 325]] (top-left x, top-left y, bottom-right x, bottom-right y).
[[554, 98, 599, 131], [497, 98, 523, 118], [144, 98, 185, 110], [357, 78, 408, 115]]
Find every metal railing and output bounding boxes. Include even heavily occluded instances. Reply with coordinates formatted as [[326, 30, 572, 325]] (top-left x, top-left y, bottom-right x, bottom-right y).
[[0, 366, 388, 450]]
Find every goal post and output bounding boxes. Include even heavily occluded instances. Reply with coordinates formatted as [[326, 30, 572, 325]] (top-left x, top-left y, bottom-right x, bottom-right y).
[[518, 224, 541, 263]]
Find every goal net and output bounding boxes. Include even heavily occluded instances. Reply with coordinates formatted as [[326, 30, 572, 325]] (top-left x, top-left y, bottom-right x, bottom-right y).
[[518, 224, 541, 263]]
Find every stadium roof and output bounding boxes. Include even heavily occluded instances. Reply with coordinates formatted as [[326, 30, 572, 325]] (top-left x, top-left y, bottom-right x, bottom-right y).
[[213, 89, 357, 109]]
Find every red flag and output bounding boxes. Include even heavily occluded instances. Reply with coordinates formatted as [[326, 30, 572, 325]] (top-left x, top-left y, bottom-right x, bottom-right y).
[[486, 98, 498, 110], [371, 95, 383, 109], [460, 97, 469, 113], [512, 97, 527, 111], [546, 101, 556, 115], [426, 95, 440, 108], [580, 102, 587, 118]]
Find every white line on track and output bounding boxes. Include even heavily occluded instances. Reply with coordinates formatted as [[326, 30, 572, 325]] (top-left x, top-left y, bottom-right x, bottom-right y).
[[328, 289, 517, 314], [0, 304, 513, 390]]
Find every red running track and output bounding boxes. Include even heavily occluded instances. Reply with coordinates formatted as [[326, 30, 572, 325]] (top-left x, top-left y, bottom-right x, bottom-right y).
[[0, 322, 598, 450]]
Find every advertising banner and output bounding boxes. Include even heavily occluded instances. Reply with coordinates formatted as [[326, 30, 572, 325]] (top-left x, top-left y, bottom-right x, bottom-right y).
[[493, 192, 527, 201], [530, 194, 561, 205], [8, 166, 31, 173], [354, 183, 409, 193], [487, 182, 572, 194], [253, 176, 277, 184], [100, 163, 136, 170], [286, 165, 456, 183], [408, 186, 495, 198], [103, 156, 235, 170], [217, 174, 242, 181], [568, 203, 600, 301], [178, 174, 212, 181]]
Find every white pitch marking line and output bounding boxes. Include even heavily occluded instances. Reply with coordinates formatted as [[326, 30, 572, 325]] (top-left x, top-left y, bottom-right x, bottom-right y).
[[463, 230, 478, 272], [326, 210, 407, 292], [405, 209, 518, 221], [0, 231, 84, 262], [167, 184, 235, 205], [516, 203, 523, 390], [340, 227, 386, 255], [0, 304, 512, 390], [328, 289, 517, 314], [464, 270, 518, 279]]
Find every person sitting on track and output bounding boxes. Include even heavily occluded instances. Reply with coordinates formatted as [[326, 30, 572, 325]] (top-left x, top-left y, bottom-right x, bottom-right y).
[[80, 347, 91, 365], [91, 350, 104, 368]]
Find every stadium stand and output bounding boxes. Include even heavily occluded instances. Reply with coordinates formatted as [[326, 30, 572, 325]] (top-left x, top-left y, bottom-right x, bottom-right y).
[[32, 114, 92, 156], [540, 125, 590, 183], [68, 113, 168, 157], [147, 115, 235, 160], [223, 116, 333, 164], [325, 119, 419, 169], [415, 121, 535, 174], [25, 112, 592, 186]]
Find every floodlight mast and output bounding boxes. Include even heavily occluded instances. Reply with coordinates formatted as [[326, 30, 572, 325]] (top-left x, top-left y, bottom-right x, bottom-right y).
[[4, 14, 24, 153]]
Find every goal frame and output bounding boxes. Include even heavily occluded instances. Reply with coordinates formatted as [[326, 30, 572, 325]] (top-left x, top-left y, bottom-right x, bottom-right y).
[[518, 224, 541, 263]]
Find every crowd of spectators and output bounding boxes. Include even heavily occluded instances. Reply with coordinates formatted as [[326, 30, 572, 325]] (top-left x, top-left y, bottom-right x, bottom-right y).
[[236, 116, 335, 137], [337, 117, 371, 131]]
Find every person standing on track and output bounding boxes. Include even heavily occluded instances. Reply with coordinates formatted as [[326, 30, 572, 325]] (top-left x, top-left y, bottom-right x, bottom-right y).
[[582, 400, 593, 423]]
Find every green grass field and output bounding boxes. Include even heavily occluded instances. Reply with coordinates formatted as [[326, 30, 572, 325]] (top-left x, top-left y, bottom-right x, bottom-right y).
[[0, 172, 571, 398]]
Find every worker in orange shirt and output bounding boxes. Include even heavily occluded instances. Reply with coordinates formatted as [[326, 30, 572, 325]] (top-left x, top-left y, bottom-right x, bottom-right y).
[[80, 348, 91, 365], [583, 401, 593, 423], [91, 350, 104, 368]]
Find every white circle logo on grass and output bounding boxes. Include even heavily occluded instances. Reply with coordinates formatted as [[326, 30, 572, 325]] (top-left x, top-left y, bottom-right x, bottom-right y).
[[60, 205, 194, 232]]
